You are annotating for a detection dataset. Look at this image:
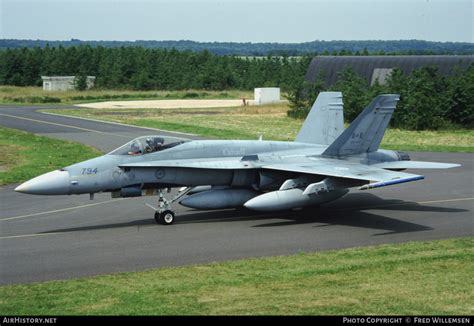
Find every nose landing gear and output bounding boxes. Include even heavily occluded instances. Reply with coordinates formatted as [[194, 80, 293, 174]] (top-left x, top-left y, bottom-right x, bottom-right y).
[[147, 187, 191, 225], [154, 210, 175, 225]]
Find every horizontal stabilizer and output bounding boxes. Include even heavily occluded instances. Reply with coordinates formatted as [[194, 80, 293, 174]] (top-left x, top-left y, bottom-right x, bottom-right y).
[[371, 161, 461, 170]]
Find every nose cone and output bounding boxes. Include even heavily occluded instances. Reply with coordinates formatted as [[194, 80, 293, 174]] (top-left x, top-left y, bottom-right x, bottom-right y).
[[15, 170, 70, 195]]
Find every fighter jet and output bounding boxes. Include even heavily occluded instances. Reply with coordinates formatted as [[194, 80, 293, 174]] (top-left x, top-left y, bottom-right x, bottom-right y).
[[15, 92, 460, 225]]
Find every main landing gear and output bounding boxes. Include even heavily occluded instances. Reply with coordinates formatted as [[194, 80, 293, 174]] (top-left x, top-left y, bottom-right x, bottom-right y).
[[147, 187, 191, 225]]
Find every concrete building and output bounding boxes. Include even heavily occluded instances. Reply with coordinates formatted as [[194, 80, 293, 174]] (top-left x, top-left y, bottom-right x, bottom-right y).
[[42, 76, 96, 91], [305, 55, 474, 86], [254, 87, 280, 105]]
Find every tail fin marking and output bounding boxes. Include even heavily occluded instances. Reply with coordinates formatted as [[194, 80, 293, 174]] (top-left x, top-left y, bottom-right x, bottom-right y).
[[322, 94, 399, 157]]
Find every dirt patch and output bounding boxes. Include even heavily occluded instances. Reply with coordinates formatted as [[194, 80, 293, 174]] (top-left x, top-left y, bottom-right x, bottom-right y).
[[94, 110, 223, 116], [76, 99, 257, 109], [0, 144, 28, 170]]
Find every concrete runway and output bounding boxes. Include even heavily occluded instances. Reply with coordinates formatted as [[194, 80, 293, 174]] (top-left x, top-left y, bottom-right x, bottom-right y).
[[0, 105, 472, 285]]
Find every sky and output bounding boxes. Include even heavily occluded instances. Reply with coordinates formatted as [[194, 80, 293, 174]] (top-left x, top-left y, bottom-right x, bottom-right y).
[[0, 0, 472, 43]]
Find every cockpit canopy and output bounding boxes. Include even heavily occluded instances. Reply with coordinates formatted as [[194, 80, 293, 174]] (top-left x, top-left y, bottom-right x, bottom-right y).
[[109, 136, 188, 156]]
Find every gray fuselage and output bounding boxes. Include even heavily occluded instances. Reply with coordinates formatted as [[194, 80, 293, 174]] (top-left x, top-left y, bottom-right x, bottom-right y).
[[63, 139, 403, 196]]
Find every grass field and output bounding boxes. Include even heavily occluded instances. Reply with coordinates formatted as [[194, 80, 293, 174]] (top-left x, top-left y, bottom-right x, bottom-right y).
[[46, 104, 474, 152], [0, 237, 472, 315], [0, 86, 253, 105], [0, 127, 102, 185]]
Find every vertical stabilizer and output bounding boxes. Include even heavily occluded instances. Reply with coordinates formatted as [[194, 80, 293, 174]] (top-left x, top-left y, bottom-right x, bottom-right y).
[[295, 91, 344, 145], [322, 94, 399, 157]]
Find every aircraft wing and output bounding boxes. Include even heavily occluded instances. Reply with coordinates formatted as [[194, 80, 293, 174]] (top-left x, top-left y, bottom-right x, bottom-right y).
[[120, 156, 426, 190], [262, 158, 425, 190]]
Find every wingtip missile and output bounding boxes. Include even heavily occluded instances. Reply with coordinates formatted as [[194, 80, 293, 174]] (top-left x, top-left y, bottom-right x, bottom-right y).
[[359, 175, 424, 190]]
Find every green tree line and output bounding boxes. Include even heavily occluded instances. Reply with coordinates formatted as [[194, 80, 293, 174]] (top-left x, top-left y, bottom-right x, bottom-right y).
[[1, 39, 473, 55], [1, 46, 472, 130], [287, 65, 474, 130], [0, 46, 310, 91]]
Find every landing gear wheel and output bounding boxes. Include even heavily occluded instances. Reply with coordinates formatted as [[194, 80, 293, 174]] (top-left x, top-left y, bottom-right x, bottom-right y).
[[149, 187, 191, 225], [161, 210, 175, 225], [155, 210, 175, 225]]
